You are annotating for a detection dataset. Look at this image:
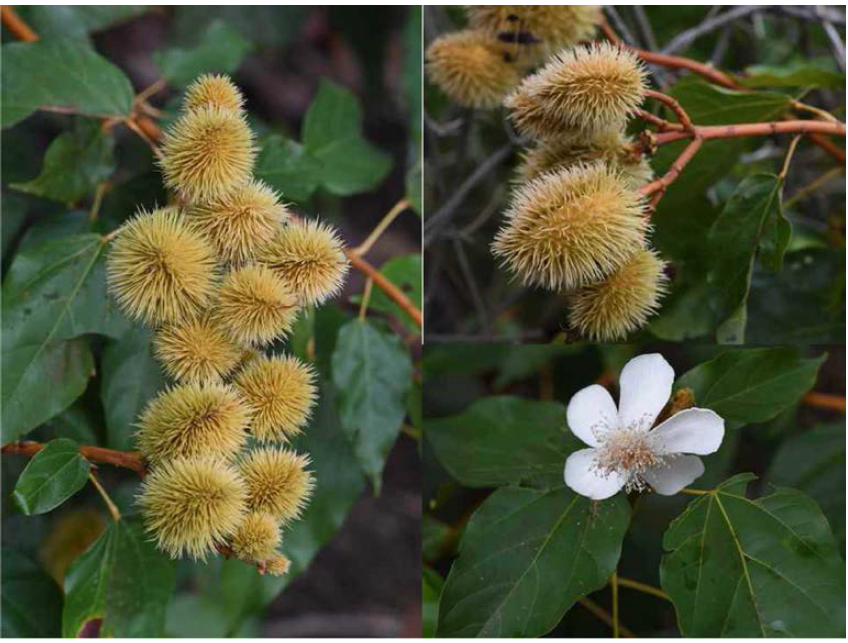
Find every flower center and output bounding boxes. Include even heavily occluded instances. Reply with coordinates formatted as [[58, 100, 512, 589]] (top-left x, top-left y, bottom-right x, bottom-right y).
[[592, 421, 671, 493]]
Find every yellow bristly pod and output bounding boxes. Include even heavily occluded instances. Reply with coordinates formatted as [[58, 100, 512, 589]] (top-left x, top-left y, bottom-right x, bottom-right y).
[[425, 29, 522, 109], [233, 354, 317, 442], [214, 264, 300, 347], [183, 73, 245, 113], [160, 105, 255, 204], [153, 314, 243, 384], [505, 42, 647, 138], [239, 446, 314, 524], [229, 511, 281, 563], [136, 382, 252, 466], [188, 179, 290, 265], [515, 128, 654, 189], [467, 5, 600, 61], [491, 162, 648, 291], [263, 552, 291, 576], [568, 248, 668, 341], [106, 207, 218, 326], [258, 218, 349, 306], [137, 456, 247, 561]]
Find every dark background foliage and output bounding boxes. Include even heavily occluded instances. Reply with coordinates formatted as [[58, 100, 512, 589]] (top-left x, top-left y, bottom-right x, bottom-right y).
[[423, 5, 845, 344], [422, 342, 845, 637], [2, 6, 422, 637]]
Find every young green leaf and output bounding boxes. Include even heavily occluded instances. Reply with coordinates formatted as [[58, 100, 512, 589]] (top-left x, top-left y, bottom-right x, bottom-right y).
[[12, 438, 90, 515], [676, 347, 825, 424], [437, 486, 630, 637], [63, 518, 175, 637], [661, 473, 846, 637], [2, 39, 134, 128], [254, 135, 322, 203], [331, 319, 413, 492]]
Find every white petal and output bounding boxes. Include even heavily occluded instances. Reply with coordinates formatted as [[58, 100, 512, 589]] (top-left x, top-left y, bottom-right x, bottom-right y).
[[618, 353, 675, 432], [643, 455, 704, 496], [566, 384, 619, 447], [647, 408, 725, 456], [564, 448, 627, 500]]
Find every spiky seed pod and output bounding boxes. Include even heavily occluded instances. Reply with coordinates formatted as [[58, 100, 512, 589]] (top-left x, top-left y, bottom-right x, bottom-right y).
[[106, 207, 218, 326], [239, 447, 314, 523], [183, 74, 245, 113], [188, 180, 289, 265], [258, 219, 349, 306], [233, 354, 316, 442], [505, 42, 647, 138], [138, 456, 247, 560], [160, 105, 255, 203], [515, 129, 654, 189], [491, 163, 648, 291], [153, 315, 242, 384], [230, 512, 280, 562], [568, 248, 668, 341], [467, 5, 600, 61], [137, 383, 251, 465], [425, 30, 522, 109], [264, 552, 291, 576], [214, 264, 300, 346]]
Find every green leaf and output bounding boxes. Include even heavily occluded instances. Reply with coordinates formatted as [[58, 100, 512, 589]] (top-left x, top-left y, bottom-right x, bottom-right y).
[[425, 396, 572, 490], [437, 486, 630, 637], [2, 234, 129, 442], [406, 161, 422, 216], [1, 39, 134, 129], [63, 517, 175, 637], [254, 135, 322, 203], [676, 347, 825, 424], [661, 474, 846, 637], [351, 254, 422, 331], [11, 119, 115, 204], [707, 174, 787, 343], [16, 6, 147, 40], [12, 438, 90, 515], [331, 319, 413, 492], [302, 79, 392, 195], [1, 546, 62, 637], [153, 19, 253, 87], [769, 424, 846, 547], [171, 6, 307, 50], [100, 326, 165, 451], [739, 60, 846, 88], [423, 568, 443, 638]]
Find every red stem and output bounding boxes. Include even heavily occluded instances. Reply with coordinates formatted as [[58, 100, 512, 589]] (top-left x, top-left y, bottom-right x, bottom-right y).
[[2, 440, 146, 477]]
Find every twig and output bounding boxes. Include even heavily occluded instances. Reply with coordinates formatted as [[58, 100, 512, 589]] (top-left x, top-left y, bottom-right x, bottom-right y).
[[611, 571, 620, 638], [778, 135, 803, 181], [680, 488, 710, 496], [89, 471, 122, 521], [124, 117, 164, 160], [638, 137, 704, 205], [1, 5, 37, 41], [631, 6, 658, 51], [345, 249, 422, 329], [578, 598, 635, 638], [358, 278, 373, 321], [816, 6, 847, 73], [651, 120, 846, 147], [784, 166, 845, 209], [616, 576, 670, 601], [2, 440, 146, 477], [803, 391, 846, 412], [352, 199, 410, 256], [634, 108, 684, 132], [645, 89, 695, 131], [660, 6, 763, 55]]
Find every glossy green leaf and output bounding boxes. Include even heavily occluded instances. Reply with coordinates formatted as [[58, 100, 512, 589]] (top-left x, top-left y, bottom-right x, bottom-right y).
[[332, 319, 413, 491], [2, 233, 128, 442], [676, 347, 824, 424], [100, 326, 165, 451], [661, 473, 846, 637], [11, 119, 115, 204], [154, 19, 253, 87], [12, 438, 90, 515], [707, 174, 787, 343], [254, 135, 322, 203], [1, 546, 62, 637], [740, 60, 845, 88], [769, 424, 845, 546], [423, 568, 443, 638], [426, 396, 571, 489], [437, 486, 630, 637], [63, 517, 175, 637], [302, 79, 392, 195], [2, 39, 134, 129]]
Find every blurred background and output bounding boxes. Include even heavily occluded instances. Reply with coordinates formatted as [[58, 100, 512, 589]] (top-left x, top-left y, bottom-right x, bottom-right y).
[[422, 342, 845, 637], [2, 6, 421, 637]]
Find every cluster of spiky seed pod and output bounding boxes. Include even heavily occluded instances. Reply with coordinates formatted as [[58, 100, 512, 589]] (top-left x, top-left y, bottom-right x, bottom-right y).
[[106, 74, 350, 571]]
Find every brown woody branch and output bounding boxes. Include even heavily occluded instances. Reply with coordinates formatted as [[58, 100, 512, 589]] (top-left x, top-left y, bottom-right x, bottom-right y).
[[2, 440, 146, 476]]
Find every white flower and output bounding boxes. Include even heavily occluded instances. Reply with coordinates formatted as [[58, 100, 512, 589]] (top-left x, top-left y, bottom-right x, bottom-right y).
[[564, 353, 724, 500]]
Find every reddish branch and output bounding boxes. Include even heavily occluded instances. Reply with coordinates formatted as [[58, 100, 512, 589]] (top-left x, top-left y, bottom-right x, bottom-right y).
[[653, 119, 846, 147], [1, 5, 37, 41], [346, 249, 423, 328], [2, 440, 146, 476], [803, 392, 846, 412], [638, 137, 703, 204]]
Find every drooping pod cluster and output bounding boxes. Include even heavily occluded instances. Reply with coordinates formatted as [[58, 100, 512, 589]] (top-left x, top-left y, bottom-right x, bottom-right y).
[[106, 74, 350, 572], [491, 37, 667, 341], [425, 6, 600, 108]]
